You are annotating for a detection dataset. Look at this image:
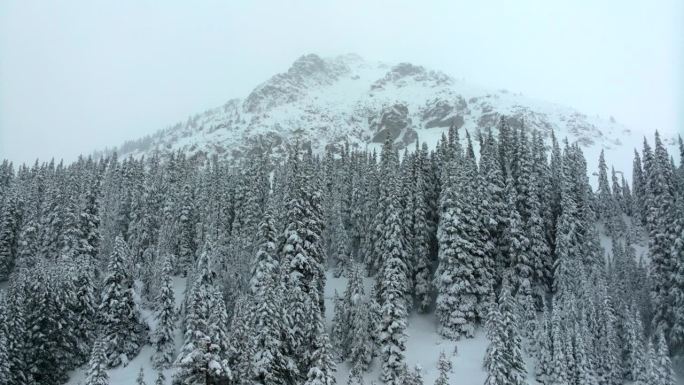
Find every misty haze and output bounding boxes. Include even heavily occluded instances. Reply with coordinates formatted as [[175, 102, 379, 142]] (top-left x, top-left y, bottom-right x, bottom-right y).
[[0, 2, 683, 385]]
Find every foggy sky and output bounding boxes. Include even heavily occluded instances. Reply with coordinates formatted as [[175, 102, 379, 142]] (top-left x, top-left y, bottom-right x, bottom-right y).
[[1, 1, 682, 164]]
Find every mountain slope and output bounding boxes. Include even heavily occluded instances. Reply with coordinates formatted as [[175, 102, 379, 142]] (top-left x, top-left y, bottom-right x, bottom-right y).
[[114, 53, 642, 172]]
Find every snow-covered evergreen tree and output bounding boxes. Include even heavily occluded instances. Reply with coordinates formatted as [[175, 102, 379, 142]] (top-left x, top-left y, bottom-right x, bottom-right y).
[[654, 331, 676, 385], [152, 256, 176, 369], [549, 304, 568, 385], [403, 365, 424, 385], [483, 296, 507, 385], [534, 308, 552, 384], [136, 367, 147, 385], [85, 337, 110, 385], [250, 207, 280, 297], [0, 296, 11, 384], [378, 226, 409, 385], [499, 283, 526, 385], [303, 292, 336, 385], [249, 263, 292, 385], [412, 141, 433, 313], [645, 133, 683, 352], [98, 236, 148, 367], [347, 269, 374, 371], [173, 245, 232, 385], [177, 183, 197, 276], [347, 366, 365, 385], [155, 372, 165, 385], [434, 351, 451, 385], [0, 191, 21, 279], [435, 154, 479, 339], [624, 307, 646, 382]]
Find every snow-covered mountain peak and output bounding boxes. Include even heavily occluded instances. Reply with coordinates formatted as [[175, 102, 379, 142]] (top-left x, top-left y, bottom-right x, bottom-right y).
[[114, 53, 644, 173]]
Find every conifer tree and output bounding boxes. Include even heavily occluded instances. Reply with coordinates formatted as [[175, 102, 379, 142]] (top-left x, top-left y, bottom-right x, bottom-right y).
[[632, 150, 646, 224], [478, 130, 507, 280], [641, 341, 660, 385], [0, 297, 10, 384], [250, 276, 292, 385], [177, 183, 197, 276], [503, 174, 532, 295], [403, 365, 424, 385], [136, 367, 147, 385], [68, 260, 98, 364], [0, 192, 21, 279], [499, 283, 526, 385], [412, 141, 433, 313], [647, 132, 683, 351], [155, 372, 165, 385], [16, 217, 40, 269], [280, 147, 326, 319], [527, 185, 551, 303], [207, 288, 232, 382], [378, 259, 408, 385], [330, 292, 348, 360], [152, 256, 176, 369], [610, 167, 623, 212], [624, 307, 646, 382], [549, 305, 568, 385], [85, 337, 110, 385], [98, 236, 148, 367], [434, 351, 451, 385], [226, 295, 255, 382], [303, 292, 336, 385], [250, 207, 279, 298], [377, 180, 410, 385], [2, 282, 29, 385], [347, 366, 365, 385], [534, 309, 552, 384], [372, 138, 412, 308], [483, 298, 507, 385], [174, 245, 232, 385], [347, 267, 374, 371], [435, 154, 481, 339], [574, 316, 598, 385], [553, 145, 584, 302], [654, 331, 676, 385]]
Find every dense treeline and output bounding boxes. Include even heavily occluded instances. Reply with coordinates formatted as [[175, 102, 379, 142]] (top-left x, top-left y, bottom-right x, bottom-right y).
[[0, 120, 681, 385]]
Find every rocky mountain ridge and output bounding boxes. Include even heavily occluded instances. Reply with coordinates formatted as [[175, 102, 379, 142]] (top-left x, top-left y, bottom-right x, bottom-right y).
[[112, 53, 638, 168]]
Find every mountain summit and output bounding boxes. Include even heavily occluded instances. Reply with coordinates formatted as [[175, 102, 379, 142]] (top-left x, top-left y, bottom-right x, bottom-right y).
[[116, 53, 635, 162]]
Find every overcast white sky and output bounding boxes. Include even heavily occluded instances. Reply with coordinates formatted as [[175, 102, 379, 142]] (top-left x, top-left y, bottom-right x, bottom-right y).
[[0, 1, 682, 164]]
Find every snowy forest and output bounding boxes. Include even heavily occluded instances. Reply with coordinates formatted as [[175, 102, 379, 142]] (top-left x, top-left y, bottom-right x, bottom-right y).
[[0, 119, 682, 385]]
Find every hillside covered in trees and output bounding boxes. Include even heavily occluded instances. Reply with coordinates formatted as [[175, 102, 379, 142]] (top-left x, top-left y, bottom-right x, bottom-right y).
[[0, 120, 682, 385]]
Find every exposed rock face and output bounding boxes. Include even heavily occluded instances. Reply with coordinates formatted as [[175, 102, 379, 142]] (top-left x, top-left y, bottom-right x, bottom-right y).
[[422, 97, 468, 129], [370, 103, 416, 145], [110, 53, 637, 164], [478, 105, 556, 139]]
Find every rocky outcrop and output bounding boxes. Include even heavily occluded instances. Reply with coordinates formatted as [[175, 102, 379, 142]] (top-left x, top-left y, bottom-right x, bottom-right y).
[[422, 97, 468, 129], [369, 103, 416, 147]]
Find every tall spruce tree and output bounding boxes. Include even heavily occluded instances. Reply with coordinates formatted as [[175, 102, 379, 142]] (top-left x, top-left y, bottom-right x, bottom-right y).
[[98, 236, 148, 367], [85, 337, 110, 385], [152, 256, 176, 369]]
